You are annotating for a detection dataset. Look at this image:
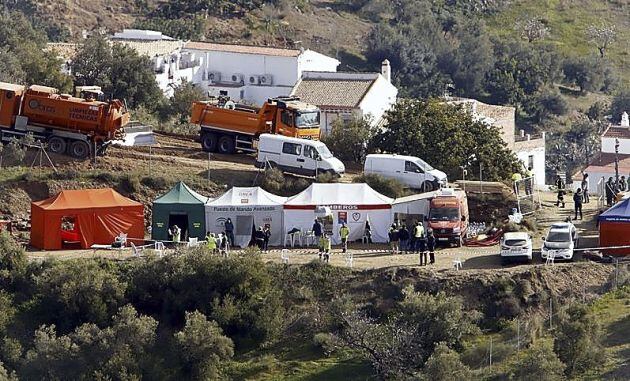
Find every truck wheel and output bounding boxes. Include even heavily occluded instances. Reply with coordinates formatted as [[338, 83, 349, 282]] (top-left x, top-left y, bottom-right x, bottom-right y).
[[47, 137, 66, 154], [69, 141, 90, 159], [218, 135, 235, 154], [422, 181, 436, 192], [201, 133, 218, 152]]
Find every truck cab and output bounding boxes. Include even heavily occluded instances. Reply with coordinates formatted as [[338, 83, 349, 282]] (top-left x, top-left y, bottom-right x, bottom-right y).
[[428, 188, 469, 246], [272, 97, 320, 140]]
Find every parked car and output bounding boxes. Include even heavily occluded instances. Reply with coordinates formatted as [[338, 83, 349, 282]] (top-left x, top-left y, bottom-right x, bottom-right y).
[[364, 154, 447, 191], [500, 232, 533, 264], [255, 134, 345, 177], [541, 222, 578, 261]]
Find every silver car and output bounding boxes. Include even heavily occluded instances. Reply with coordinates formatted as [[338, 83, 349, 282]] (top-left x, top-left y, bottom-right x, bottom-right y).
[[541, 222, 578, 261]]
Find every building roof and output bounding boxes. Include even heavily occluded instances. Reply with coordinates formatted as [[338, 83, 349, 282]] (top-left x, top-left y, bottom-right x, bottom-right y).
[[603, 126, 630, 139], [45, 42, 78, 61], [291, 72, 381, 109], [577, 153, 630, 179], [115, 39, 184, 57], [184, 41, 301, 57]]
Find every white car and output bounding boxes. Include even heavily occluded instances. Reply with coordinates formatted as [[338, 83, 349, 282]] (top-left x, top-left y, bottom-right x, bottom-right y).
[[500, 232, 533, 264], [541, 222, 578, 261]]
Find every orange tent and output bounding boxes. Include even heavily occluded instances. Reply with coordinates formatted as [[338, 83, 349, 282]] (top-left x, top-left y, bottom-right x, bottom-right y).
[[30, 188, 144, 250]]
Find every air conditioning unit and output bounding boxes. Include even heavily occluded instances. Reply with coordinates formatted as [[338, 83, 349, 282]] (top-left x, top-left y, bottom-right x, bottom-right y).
[[229, 73, 244, 83], [248, 75, 261, 85], [259, 74, 273, 86], [207, 71, 221, 83]]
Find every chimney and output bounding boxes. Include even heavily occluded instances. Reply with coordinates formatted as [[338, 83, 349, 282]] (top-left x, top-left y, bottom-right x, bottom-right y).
[[622, 111, 629, 127], [381, 59, 391, 83]]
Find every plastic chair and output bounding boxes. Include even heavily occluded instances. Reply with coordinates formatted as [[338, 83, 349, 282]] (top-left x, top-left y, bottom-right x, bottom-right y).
[[452, 258, 463, 270], [281, 249, 290, 264], [303, 231, 315, 247], [130, 242, 141, 257], [187, 237, 199, 248], [154, 241, 165, 258], [344, 252, 354, 268]]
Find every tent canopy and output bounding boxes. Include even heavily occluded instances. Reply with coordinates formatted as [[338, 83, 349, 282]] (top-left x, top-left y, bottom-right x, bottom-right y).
[[31, 188, 144, 250], [284, 183, 393, 244], [153, 181, 209, 205], [34, 188, 141, 211], [152, 182, 209, 241], [285, 183, 393, 208], [599, 198, 630, 222], [205, 187, 287, 248], [208, 186, 287, 206]]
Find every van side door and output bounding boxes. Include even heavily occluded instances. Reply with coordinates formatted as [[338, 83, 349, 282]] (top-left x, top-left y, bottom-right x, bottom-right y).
[[281, 141, 304, 174], [302, 144, 319, 176], [404, 160, 424, 188]]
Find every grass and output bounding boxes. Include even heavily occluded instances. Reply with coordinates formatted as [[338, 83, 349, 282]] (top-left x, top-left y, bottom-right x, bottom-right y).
[[485, 0, 630, 86], [590, 286, 630, 380], [226, 339, 373, 380]]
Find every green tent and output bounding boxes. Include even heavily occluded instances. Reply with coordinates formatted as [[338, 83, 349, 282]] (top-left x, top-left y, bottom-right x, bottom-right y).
[[151, 182, 209, 241]]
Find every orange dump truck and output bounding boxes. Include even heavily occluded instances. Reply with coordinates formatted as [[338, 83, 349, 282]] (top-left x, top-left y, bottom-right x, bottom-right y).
[[0, 82, 130, 158], [191, 96, 321, 154]]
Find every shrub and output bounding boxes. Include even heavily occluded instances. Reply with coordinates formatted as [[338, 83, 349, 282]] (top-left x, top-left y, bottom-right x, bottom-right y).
[[92, 172, 116, 184], [141, 176, 169, 190], [260, 168, 285, 195], [353, 173, 406, 198], [118, 174, 141, 194], [315, 171, 337, 183], [509, 339, 565, 381], [321, 117, 375, 163], [51, 169, 79, 180]]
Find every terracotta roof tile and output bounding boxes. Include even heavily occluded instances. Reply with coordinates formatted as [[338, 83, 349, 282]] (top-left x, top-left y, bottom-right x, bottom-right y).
[[292, 78, 375, 108], [603, 126, 630, 139]]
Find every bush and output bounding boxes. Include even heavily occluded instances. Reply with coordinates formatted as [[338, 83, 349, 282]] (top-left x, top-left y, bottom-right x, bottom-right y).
[[51, 169, 79, 180], [92, 172, 116, 183], [141, 176, 169, 190], [321, 117, 375, 164], [353, 173, 406, 198], [260, 168, 285, 195], [508, 339, 565, 381], [315, 171, 337, 183], [118, 174, 141, 194]]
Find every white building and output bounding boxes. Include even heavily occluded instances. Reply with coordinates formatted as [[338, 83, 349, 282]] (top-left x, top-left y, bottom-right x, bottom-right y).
[[111, 29, 201, 97], [572, 111, 630, 194], [290, 60, 398, 134], [448, 97, 546, 186], [183, 42, 340, 106]]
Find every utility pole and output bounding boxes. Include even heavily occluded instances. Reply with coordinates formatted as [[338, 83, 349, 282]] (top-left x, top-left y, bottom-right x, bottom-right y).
[[489, 336, 493, 367], [549, 298, 553, 330], [615, 138, 620, 187]]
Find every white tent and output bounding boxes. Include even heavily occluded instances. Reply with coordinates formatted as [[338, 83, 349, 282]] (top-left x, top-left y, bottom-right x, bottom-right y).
[[205, 187, 287, 248], [284, 183, 393, 244]]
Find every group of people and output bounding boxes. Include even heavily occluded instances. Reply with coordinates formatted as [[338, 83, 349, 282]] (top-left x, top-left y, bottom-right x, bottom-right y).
[[605, 176, 628, 207], [555, 174, 586, 220], [311, 219, 353, 263], [388, 221, 436, 265], [205, 231, 230, 255], [511, 166, 535, 196]]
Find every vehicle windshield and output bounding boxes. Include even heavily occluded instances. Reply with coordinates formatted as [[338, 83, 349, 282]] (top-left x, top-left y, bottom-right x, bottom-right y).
[[546, 231, 570, 242], [417, 158, 434, 171], [295, 111, 320, 127], [504, 239, 528, 246], [429, 207, 459, 221], [317, 145, 333, 159]]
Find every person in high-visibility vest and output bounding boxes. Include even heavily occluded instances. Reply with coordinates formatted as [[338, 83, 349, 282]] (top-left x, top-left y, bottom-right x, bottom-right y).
[[339, 223, 350, 253], [322, 234, 331, 263], [206, 232, 217, 253]]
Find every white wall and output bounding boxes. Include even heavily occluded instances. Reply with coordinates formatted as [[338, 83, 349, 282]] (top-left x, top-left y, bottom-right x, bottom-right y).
[[358, 75, 397, 125], [320, 109, 362, 135], [516, 146, 546, 186], [185, 48, 338, 106], [601, 136, 630, 154]]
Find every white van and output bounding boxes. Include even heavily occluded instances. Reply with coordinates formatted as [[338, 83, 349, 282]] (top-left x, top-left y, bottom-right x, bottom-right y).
[[364, 154, 447, 191], [255, 134, 345, 177]]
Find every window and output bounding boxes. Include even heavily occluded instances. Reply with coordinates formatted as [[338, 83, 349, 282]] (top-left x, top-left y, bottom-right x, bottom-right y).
[[303, 145, 319, 159], [295, 111, 320, 127], [281, 110, 294, 127], [282, 142, 302, 156], [528, 155, 534, 169], [405, 161, 423, 173]]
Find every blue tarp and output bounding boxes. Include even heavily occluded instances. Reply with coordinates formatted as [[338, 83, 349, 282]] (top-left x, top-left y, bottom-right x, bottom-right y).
[[599, 198, 630, 222]]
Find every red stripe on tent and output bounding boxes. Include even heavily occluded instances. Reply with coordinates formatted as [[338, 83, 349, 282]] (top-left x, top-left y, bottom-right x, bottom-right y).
[[283, 204, 391, 210]]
